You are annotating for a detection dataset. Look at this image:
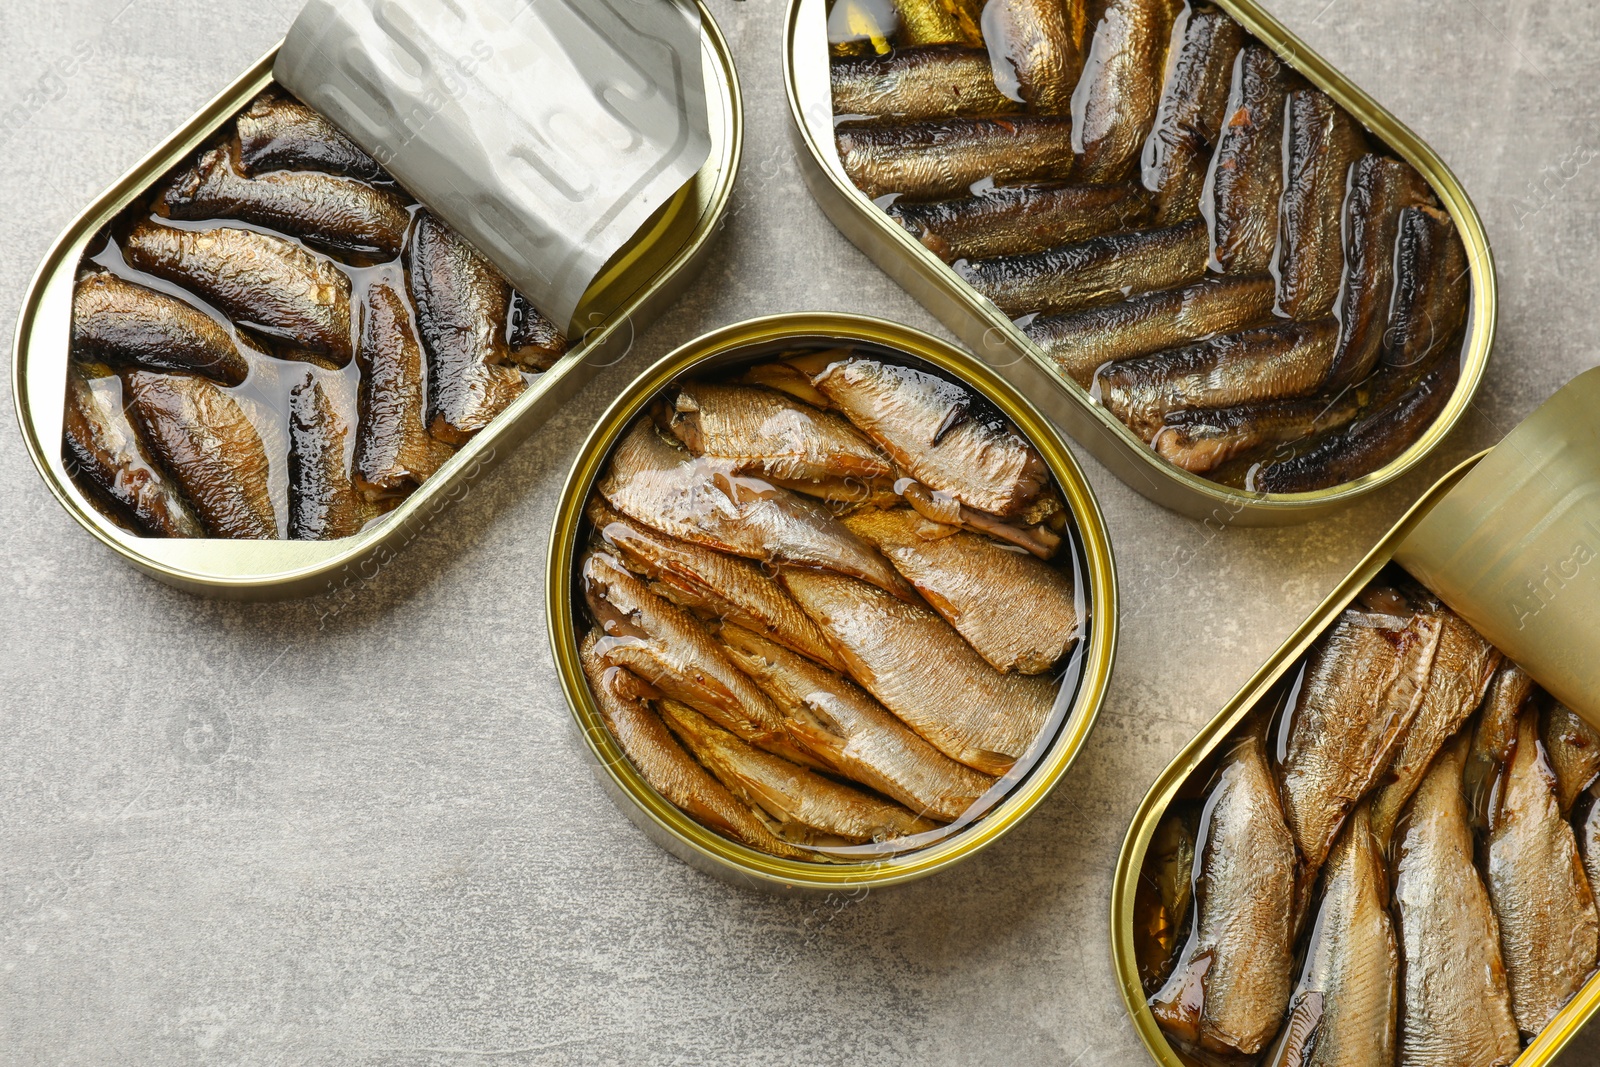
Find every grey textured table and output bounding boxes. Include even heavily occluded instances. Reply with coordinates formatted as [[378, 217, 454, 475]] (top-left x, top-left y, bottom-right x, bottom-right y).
[[2, 0, 1597, 1063]]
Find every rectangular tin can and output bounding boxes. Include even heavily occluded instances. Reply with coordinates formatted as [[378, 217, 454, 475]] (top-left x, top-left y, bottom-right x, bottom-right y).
[[1111, 369, 1600, 1065], [783, 0, 1495, 526], [12, 3, 741, 599], [545, 312, 1118, 893]]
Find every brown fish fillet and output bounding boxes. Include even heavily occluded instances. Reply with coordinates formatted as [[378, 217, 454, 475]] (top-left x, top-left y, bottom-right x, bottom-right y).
[[831, 46, 1016, 120], [123, 370, 277, 539], [981, 0, 1088, 114], [1135, 814, 1195, 993], [898, 480, 1063, 560], [582, 550, 821, 769], [1384, 205, 1469, 371], [353, 279, 455, 494], [506, 291, 567, 372], [1392, 736, 1522, 1067], [1277, 606, 1442, 876], [1466, 662, 1537, 818], [1486, 710, 1600, 1038], [1276, 91, 1367, 320], [1265, 806, 1397, 1067], [718, 624, 994, 822], [892, 0, 983, 47], [578, 632, 811, 861], [769, 474, 904, 511], [585, 496, 844, 672], [842, 507, 1078, 673], [957, 218, 1209, 317], [1028, 273, 1276, 386], [1150, 733, 1296, 1057], [407, 211, 524, 444], [62, 365, 204, 538], [737, 361, 831, 408], [1097, 318, 1340, 440], [806, 354, 1049, 518], [160, 142, 411, 258], [658, 382, 891, 483], [835, 116, 1075, 201], [1152, 390, 1360, 474], [781, 569, 1058, 776], [597, 421, 912, 599], [888, 181, 1154, 263], [1142, 7, 1245, 224], [1368, 609, 1500, 847], [1071, 0, 1185, 183], [1205, 44, 1296, 273], [72, 272, 248, 385], [1545, 703, 1600, 816], [658, 699, 938, 845], [286, 372, 371, 540], [122, 221, 353, 363], [1324, 155, 1433, 390], [236, 91, 387, 180]]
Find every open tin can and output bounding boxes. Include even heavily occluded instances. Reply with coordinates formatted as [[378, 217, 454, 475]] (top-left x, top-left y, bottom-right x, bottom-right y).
[[546, 312, 1117, 892], [783, 0, 1494, 526], [12, 2, 741, 598], [1111, 369, 1600, 1065]]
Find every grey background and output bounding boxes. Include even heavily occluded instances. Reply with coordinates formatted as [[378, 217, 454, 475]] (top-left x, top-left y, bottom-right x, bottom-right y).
[[1, 0, 1596, 1063]]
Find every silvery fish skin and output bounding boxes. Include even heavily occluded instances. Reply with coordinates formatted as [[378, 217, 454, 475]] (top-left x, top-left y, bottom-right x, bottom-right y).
[[780, 568, 1058, 777], [1150, 733, 1296, 1057], [581, 550, 821, 769], [1205, 45, 1296, 274], [957, 217, 1209, 317], [1142, 8, 1245, 225], [597, 421, 913, 600], [236, 91, 387, 181], [981, 0, 1088, 115], [352, 279, 455, 494], [1392, 737, 1522, 1067], [1486, 710, 1600, 1039], [62, 365, 204, 538], [830, 46, 1018, 121], [1582, 792, 1600, 908], [657, 698, 938, 844], [1276, 91, 1367, 320], [1544, 703, 1600, 816], [71, 272, 249, 386], [160, 143, 412, 258], [1384, 205, 1469, 370], [1324, 155, 1434, 391], [1152, 390, 1360, 474], [1097, 318, 1340, 440], [658, 381, 892, 483], [286, 371, 371, 541], [123, 221, 353, 364], [1026, 273, 1276, 386], [893, 0, 984, 48], [888, 181, 1154, 263], [718, 623, 995, 823], [1071, 0, 1186, 183], [835, 116, 1076, 201], [585, 496, 845, 672], [578, 631, 811, 862], [1367, 608, 1500, 848], [842, 506, 1078, 674], [1278, 606, 1442, 877], [123, 370, 278, 539], [407, 211, 525, 445], [806, 354, 1049, 519], [1265, 806, 1397, 1067], [506, 291, 567, 372]]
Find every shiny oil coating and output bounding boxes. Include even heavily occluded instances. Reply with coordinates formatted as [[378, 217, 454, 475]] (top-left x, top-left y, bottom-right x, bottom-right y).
[[1151, 390, 1358, 474], [1276, 90, 1366, 320], [1385, 205, 1469, 369], [1205, 44, 1296, 274], [888, 181, 1153, 263], [830, 46, 1018, 121], [122, 220, 353, 363], [834, 115, 1076, 200], [1142, 7, 1244, 224], [1071, 0, 1184, 183], [352, 278, 455, 493], [236, 91, 388, 180], [892, 0, 984, 48], [981, 0, 1087, 115], [71, 272, 249, 385], [286, 371, 370, 540], [1545, 705, 1600, 816], [781, 567, 1057, 777]]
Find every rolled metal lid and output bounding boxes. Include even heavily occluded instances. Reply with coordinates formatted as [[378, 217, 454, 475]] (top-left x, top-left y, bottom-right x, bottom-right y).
[[1396, 367, 1600, 726], [275, 0, 712, 333]]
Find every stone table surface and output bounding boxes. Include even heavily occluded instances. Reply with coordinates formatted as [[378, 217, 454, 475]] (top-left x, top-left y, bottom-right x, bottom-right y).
[[2, 0, 1597, 1063]]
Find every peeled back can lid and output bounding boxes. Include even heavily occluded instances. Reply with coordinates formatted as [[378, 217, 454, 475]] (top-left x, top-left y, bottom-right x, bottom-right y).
[[1396, 367, 1600, 727]]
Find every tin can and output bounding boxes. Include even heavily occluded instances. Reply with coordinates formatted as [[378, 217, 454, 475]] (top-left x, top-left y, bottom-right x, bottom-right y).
[[12, 3, 741, 599], [546, 312, 1118, 892], [783, 0, 1495, 526], [1111, 369, 1600, 1065]]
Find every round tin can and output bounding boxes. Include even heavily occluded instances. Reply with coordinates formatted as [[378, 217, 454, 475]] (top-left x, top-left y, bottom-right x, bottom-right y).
[[546, 312, 1118, 891]]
